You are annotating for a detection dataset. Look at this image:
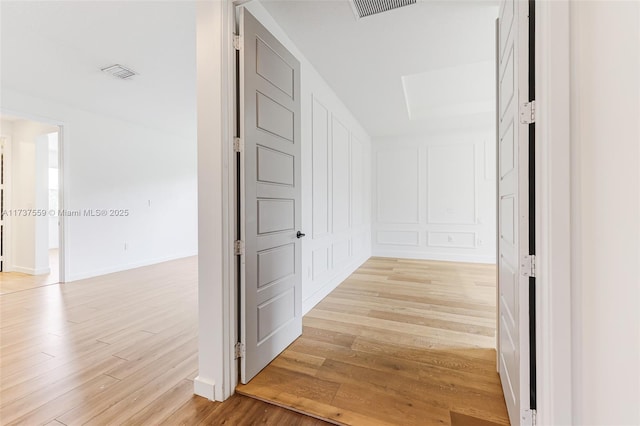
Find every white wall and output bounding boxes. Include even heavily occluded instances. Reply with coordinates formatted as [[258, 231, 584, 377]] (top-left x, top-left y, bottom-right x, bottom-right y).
[[570, 2, 640, 424], [372, 130, 496, 263], [246, 2, 373, 315], [1, 90, 198, 281]]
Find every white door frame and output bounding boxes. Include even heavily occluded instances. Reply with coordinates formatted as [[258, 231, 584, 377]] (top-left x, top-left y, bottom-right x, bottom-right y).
[[1, 134, 12, 272], [0, 109, 68, 283], [195, 2, 573, 424], [532, 1, 572, 424]]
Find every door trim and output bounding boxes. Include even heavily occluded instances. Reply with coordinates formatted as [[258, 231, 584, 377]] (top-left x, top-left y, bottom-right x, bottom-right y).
[[532, 0, 572, 424], [0, 134, 11, 272]]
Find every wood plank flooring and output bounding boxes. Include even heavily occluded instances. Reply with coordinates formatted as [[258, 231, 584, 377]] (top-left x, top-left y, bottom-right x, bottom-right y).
[[0, 249, 60, 294], [0, 256, 326, 425], [237, 257, 509, 426]]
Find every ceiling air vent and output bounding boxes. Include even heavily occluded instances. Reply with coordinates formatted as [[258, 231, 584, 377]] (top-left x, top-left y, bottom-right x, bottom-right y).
[[101, 64, 137, 80], [350, 0, 416, 19]]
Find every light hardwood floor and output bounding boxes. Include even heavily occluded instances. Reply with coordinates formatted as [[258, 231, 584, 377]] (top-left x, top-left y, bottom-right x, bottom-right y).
[[0, 249, 60, 294], [237, 257, 509, 426], [1, 255, 507, 426], [0, 256, 325, 425]]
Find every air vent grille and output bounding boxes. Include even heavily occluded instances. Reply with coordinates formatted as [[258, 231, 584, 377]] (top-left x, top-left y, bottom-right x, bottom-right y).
[[101, 64, 137, 80], [351, 0, 416, 19]]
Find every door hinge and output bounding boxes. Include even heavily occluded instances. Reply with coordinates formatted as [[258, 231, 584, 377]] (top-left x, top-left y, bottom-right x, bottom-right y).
[[521, 408, 535, 425], [520, 100, 536, 124], [234, 342, 245, 359], [233, 35, 243, 51], [234, 240, 244, 256], [233, 137, 243, 153], [521, 254, 536, 278]]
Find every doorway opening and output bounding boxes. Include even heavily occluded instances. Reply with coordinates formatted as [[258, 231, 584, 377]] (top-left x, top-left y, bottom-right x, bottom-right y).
[[0, 114, 65, 294], [211, 0, 537, 424]]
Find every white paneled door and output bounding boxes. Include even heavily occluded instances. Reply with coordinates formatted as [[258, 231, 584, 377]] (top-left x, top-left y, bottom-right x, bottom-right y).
[[238, 8, 303, 384], [497, 0, 535, 424]]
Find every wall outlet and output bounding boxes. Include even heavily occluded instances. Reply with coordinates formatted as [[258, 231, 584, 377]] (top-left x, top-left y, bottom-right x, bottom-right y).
[[124, 242, 128, 251]]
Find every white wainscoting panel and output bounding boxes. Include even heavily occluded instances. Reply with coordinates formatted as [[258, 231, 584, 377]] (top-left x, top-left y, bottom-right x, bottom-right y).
[[332, 238, 351, 268], [352, 232, 367, 257], [373, 133, 496, 264], [304, 95, 371, 314], [351, 136, 365, 227], [427, 231, 477, 249], [331, 117, 351, 233], [311, 247, 330, 281], [376, 148, 420, 224], [427, 143, 476, 225], [312, 98, 330, 238]]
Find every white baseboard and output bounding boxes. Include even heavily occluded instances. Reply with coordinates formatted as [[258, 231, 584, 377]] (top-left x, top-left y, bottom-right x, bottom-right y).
[[193, 375, 216, 401], [12, 265, 51, 275], [372, 250, 495, 264], [302, 252, 370, 315], [66, 251, 198, 282]]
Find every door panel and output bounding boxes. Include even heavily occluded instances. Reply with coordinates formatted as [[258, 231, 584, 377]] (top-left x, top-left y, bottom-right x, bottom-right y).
[[240, 8, 302, 384], [497, 0, 532, 424]]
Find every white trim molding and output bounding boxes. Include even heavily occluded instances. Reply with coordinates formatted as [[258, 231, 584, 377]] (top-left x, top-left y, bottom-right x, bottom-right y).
[[535, 0, 573, 424], [13, 266, 51, 275], [195, 0, 236, 402], [193, 376, 216, 401]]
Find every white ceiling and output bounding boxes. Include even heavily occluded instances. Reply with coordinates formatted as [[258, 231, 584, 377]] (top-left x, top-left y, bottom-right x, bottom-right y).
[[1, 1, 497, 142], [261, 0, 499, 138], [0, 1, 196, 139]]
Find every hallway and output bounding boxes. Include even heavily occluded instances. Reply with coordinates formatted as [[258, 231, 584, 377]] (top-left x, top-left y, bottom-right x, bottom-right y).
[[238, 257, 508, 425]]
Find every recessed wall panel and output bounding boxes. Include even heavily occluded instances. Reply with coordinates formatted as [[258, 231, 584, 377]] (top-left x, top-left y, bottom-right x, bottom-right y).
[[351, 136, 364, 227], [332, 117, 350, 232], [376, 149, 419, 224], [332, 239, 351, 267], [427, 144, 476, 224], [427, 231, 476, 249], [352, 232, 366, 255], [312, 98, 329, 237], [312, 247, 329, 280]]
